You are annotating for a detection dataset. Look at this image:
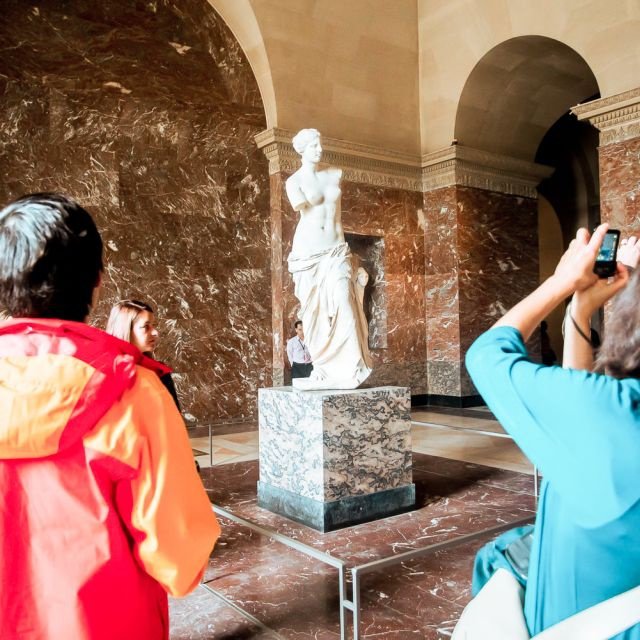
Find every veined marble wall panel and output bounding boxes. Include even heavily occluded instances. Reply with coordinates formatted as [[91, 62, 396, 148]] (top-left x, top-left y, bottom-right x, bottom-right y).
[[599, 137, 640, 232], [269, 174, 286, 387], [343, 183, 426, 392], [423, 187, 461, 395], [425, 273, 460, 363], [424, 187, 461, 276], [0, 0, 270, 424], [345, 233, 387, 350], [423, 186, 539, 398], [274, 177, 428, 394], [457, 187, 539, 353]]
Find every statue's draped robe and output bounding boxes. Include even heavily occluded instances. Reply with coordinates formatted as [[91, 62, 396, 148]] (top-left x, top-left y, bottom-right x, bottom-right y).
[[288, 242, 372, 388]]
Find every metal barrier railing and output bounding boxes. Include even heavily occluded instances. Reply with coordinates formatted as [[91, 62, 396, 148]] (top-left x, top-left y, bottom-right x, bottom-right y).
[[211, 505, 349, 640], [210, 507, 534, 639], [348, 514, 534, 639], [410, 418, 540, 503], [201, 414, 539, 637]]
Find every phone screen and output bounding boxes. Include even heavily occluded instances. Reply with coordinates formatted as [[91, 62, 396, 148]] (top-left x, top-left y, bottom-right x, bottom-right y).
[[596, 232, 619, 262]]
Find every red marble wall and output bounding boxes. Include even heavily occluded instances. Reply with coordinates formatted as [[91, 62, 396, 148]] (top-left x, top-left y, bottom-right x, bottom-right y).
[[599, 136, 640, 232], [424, 186, 539, 398], [272, 174, 428, 394], [424, 186, 462, 395], [598, 135, 640, 327], [0, 0, 271, 425]]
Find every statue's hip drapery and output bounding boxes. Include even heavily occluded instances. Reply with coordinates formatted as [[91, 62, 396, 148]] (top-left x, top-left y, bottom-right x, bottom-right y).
[[288, 242, 372, 389]]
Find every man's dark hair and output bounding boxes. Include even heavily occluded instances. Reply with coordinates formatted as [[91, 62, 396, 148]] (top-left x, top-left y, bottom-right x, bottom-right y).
[[294, 320, 303, 329], [0, 193, 103, 321]]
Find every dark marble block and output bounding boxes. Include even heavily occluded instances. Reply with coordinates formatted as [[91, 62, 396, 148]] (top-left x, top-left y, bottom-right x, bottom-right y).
[[257, 481, 416, 532]]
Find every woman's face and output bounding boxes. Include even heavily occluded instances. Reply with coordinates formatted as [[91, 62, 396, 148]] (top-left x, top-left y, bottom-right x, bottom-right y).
[[302, 136, 322, 164], [131, 310, 158, 354]]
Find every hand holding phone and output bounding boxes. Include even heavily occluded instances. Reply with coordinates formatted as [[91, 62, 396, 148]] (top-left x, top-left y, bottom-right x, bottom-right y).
[[593, 229, 620, 278]]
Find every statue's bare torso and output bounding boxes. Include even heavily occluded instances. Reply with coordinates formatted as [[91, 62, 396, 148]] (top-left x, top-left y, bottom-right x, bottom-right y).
[[286, 166, 343, 257]]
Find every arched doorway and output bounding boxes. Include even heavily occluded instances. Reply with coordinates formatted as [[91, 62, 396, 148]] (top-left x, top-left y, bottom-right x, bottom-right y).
[[455, 35, 600, 361]]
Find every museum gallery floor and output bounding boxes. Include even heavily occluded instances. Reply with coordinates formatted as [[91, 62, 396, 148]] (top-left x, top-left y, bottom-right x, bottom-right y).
[[171, 410, 535, 639]]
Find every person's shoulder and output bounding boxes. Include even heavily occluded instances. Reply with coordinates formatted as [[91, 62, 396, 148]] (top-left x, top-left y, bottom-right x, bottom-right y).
[[133, 364, 166, 393], [84, 365, 168, 465], [140, 353, 172, 377], [115, 365, 181, 435], [113, 365, 167, 414], [323, 167, 342, 181], [467, 326, 525, 357], [286, 169, 304, 188]]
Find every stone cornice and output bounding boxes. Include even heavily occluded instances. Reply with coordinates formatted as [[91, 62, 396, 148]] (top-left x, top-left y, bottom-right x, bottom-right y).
[[421, 145, 553, 198], [571, 87, 640, 146], [255, 128, 552, 197], [255, 128, 423, 191]]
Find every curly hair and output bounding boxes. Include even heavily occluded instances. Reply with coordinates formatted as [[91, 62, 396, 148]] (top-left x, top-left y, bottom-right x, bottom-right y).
[[292, 128, 321, 155], [595, 270, 640, 378]]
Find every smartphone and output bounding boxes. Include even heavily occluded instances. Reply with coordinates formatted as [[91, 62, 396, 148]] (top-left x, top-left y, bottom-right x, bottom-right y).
[[593, 229, 620, 278]]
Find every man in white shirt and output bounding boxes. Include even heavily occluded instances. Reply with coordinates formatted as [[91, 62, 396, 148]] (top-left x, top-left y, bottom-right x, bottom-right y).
[[286, 320, 313, 379]]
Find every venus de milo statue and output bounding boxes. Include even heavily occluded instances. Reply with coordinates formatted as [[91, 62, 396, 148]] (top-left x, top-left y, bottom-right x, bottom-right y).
[[285, 128, 372, 390]]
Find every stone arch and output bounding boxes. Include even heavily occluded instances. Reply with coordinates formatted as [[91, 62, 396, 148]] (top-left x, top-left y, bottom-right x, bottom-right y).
[[453, 36, 603, 356], [454, 36, 600, 162], [206, 0, 277, 127]]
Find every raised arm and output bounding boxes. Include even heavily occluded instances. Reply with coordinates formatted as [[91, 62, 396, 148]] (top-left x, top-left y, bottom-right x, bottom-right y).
[[495, 225, 627, 344], [561, 232, 636, 370]]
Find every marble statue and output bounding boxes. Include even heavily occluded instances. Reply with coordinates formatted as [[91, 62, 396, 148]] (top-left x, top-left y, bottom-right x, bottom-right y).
[[286, 128, 372, 390]]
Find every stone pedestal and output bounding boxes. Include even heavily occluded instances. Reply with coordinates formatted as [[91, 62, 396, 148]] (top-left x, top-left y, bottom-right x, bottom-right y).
[[257, 386, 415, 532]]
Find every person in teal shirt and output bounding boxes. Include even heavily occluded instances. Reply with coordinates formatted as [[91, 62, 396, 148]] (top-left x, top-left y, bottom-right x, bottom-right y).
[[465, 224, 640, 637]]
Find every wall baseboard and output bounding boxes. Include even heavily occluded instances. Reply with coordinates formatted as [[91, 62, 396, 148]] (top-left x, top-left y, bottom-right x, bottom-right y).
[[411, 393, 484, 408]]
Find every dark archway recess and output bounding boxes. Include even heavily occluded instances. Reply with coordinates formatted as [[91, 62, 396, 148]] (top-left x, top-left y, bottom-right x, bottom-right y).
[[455, 36, 600, 162], [536, 97, 601, 248], [0, 0, 270, 425], [430, 36, 601, 391]]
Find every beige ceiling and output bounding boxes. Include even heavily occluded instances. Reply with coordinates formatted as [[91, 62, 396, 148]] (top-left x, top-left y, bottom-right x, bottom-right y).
[[209, 0, 640, 158], [209, 0, 420, 154], [454, 36, 599, 161], [419, 0, 640, 155]]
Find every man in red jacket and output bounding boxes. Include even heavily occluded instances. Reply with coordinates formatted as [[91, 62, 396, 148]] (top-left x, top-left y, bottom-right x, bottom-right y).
[[0, 193, 220, 639]]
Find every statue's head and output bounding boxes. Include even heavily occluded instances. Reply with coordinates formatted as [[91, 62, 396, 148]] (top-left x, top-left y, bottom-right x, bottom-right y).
[[292, 128, 321, 157]]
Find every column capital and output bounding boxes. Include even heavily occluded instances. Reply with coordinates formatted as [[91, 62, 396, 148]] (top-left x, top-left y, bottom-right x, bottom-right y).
[[255, 129, 552, 197], [421, 145, 553, 198], [572, 87, 640, 146], [254, 127, 423, 191]]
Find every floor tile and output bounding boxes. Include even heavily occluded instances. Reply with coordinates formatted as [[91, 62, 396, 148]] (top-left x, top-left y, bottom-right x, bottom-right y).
[[176, 408, 539, 639], [170, 584, 278, 639]]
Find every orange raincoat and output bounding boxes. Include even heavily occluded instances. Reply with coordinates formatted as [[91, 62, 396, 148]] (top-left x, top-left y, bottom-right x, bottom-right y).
[[0, 318, 220, 639]]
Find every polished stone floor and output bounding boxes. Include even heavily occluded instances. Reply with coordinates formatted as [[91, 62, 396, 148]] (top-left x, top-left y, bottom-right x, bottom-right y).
[[173, 406, 535, 639], [190, 406, 532, 474]]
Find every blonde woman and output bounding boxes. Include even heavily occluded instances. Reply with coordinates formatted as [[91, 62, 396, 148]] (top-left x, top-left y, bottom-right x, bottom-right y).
[[106, 299, 180, 409]]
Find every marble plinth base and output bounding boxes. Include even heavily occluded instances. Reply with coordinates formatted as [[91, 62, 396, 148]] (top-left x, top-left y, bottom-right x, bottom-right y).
[[257, 386, 414, 531], [257, 481, 415, 532]]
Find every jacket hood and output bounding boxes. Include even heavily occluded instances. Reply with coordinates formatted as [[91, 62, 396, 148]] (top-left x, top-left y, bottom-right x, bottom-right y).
[[0, 318, 158, 460]]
